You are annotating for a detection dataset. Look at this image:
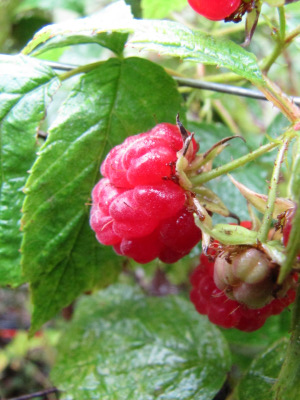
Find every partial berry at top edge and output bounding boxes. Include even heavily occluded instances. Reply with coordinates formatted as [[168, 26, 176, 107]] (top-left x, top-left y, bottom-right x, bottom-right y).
[[187, 0, 242, 21], [90, 123, 201, 264]]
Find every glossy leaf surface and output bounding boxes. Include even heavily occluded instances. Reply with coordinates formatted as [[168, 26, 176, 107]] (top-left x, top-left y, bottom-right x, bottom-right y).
[[23, 14, 263, 84], [0, 55, 59, 286], [238, 339, 288, 400], [52, 284, 231, 400]]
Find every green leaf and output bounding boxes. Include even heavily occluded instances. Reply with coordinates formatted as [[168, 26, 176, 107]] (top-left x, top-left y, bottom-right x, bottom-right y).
[[22, 2, 132, 56], [0, 54, 60, 287], [222, 309, 291, 370], [22, 16, 264, 84], [51, 284, 231, 400], [228, 175, 294, 218], [129, 22, 263, 82], [16, 0, 86, 15], [142, 0, 187, 19], [274, 288, 300, 400], [237, 339, 288, 400], [21, 56, 185, 333]]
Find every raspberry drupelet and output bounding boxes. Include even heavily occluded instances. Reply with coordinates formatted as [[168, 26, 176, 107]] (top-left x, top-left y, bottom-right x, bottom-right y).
[[90, 123, 202, 264]]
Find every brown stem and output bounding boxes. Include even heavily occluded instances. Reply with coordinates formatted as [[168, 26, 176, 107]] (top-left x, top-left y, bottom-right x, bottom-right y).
[[259, 75, 300, 123], [8, 388, 59, 400]]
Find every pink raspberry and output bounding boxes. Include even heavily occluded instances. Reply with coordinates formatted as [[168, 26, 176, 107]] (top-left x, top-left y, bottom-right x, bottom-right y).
[[90, 123, 201, 264]]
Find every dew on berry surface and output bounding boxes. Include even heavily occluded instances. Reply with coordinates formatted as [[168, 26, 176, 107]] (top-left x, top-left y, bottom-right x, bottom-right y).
[[127, 147, 177, 186], [119, 230, 162, 264], [91, 212, 121, 245], [159, 208, 202, 253], [133, 182, 185, 219], [91, 123, 201, 264], [159, 247, 189, 264]]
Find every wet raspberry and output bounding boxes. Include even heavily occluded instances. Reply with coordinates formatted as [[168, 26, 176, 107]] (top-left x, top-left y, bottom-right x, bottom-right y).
[[90, 123, 201, 263]]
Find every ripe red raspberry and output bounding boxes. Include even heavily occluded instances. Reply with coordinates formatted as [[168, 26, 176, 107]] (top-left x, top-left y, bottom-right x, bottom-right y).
[[190, 252, 296, 332], [187, 0, 242, 21], [90, 123, 201, 264]]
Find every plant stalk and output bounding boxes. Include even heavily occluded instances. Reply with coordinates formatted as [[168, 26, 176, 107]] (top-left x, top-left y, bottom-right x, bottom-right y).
[[257, 138, 290, 243], [190, 139, 281, 186], [59, 60, 106, 81], [261, 7, 286, 73], [258, 75, 300, 123], [278, 6, 286, 41], [273, 282, 300, 399], [278, 199, 300, 285]]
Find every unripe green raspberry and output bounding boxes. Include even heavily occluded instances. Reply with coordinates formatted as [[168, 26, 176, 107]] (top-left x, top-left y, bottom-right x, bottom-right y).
[[214, 256, 239, 290], [213, 247, 286, 309], [232, 248, 270, 284], [233, 280, 274, 309]]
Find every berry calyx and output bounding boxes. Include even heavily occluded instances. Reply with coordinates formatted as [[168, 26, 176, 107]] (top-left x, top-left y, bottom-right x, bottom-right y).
[[187, 0, 242, 21], [90, 123, 201, 264]]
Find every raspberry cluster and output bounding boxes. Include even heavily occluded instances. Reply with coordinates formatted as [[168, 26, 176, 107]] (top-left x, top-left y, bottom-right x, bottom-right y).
[[90, 123, 201, 264], [187, 0, 241, 21], [190, 250, 296, 332]]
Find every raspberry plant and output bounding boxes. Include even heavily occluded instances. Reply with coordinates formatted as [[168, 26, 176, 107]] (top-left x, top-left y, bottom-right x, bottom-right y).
[[0, 0, 300, 399]]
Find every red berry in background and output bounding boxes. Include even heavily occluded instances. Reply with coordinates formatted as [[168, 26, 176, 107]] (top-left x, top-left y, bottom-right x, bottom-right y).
[[187, 0, 242, 21], [281, 206, 300, 262], [190, 221, 297, 332], [90, 123, 201, 264], [282, 207, 295, 247], [190, 251, 297, 332]]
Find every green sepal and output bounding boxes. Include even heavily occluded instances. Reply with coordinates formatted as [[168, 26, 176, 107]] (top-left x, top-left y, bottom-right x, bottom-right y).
[[262, 241, 286, 266], [194, 186, 231, 217], [244, 3, 261, 46], [194, 218, 258, 246], [210, 224, 258, 245], [229, 175, 294, 218], [190, 143, 227, 171]]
